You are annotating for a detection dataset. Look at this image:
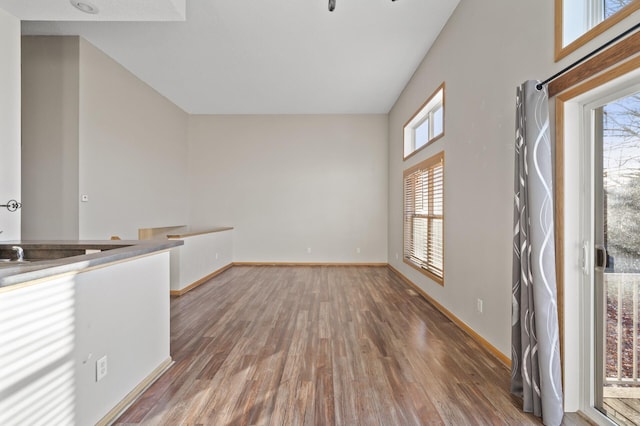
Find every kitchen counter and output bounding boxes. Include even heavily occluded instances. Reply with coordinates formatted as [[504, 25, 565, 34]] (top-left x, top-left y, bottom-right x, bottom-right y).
[[0, 240, 179, 424], [138, 225, 233, 240], [166, 226, 233, 239], [136, 225, 234, 296], [0, 239, 183, 289]]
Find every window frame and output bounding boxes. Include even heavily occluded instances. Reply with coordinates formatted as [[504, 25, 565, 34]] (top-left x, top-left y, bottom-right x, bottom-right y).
[[555, 0, 640, 61], [403, 82, 445, 160], [403, 151, 445, 285]]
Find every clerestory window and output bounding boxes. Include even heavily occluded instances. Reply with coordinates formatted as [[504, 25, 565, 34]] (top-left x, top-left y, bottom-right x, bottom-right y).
[[403, 83, 445, 160]]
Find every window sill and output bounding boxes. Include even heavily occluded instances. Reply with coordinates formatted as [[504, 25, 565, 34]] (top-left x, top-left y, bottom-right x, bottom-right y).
[[403, 132, 444, 161], [403, 258, 444, 286]]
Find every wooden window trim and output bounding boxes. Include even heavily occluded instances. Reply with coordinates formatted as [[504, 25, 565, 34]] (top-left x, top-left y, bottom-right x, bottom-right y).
[[403, 151, 445, 285], [403, 82, 446, 161], [550, 30, 640, 97], [555, 0, 640, 62]]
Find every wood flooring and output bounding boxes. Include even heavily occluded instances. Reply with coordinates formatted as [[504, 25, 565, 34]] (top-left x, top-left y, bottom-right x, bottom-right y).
[[114, 266, 591, 425], [604, 397, 640, 425]]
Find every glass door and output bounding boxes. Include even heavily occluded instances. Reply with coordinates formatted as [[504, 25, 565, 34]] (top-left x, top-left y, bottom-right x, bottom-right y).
[[593, 91, 640, 425]]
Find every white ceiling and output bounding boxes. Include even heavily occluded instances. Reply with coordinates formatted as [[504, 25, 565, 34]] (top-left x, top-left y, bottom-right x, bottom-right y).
[[14, 0, 460, 114]]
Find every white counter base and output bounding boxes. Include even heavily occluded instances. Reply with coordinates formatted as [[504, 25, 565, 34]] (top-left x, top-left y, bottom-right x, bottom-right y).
[[169, 228, 233, 295]]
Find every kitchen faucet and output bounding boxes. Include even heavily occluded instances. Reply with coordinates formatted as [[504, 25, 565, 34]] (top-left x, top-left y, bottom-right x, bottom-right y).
[[12, 246, 24, 261]]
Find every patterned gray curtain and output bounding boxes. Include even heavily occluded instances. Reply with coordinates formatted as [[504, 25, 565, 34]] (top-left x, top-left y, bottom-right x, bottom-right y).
[[512, 80, 563, 426]]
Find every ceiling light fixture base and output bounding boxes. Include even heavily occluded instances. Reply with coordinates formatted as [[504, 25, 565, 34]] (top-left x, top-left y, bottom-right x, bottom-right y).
[[70, 0, 99, 14]]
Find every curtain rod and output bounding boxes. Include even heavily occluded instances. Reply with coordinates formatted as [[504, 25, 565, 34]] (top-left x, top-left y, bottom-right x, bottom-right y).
[[536, 21, 640, 91]]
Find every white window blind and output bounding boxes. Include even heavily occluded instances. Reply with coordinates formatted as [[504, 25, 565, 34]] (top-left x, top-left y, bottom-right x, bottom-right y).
[[403, 151, 444, 283]]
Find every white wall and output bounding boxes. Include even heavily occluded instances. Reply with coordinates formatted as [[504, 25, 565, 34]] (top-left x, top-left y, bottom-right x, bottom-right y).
[[188, 115, 388, 263], [0, 8, 21, 240], [388, 0, 640, 363], [387, 0, 558, 357], [22, 37, 80, 239], [0, 252, 171, 425], [74, 252, 170, 424], [78, 38, 189, 240], [20, 37, 190, 240]]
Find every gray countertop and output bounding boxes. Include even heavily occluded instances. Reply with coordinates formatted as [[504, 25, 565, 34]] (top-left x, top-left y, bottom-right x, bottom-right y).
[[166, 226, 233, 239], [0, 239, 183, 289]]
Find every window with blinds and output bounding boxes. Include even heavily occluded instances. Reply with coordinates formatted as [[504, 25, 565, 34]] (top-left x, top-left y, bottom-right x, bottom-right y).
[[403, 151, 444, 284]]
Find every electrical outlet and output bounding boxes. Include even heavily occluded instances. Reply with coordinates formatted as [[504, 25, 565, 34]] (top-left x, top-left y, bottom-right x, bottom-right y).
[[477, 299, 483, 314], [307, 247, 312, 254], [356, 247, 361, 254], [215, 252, 219, 260], [81, 194, 89, 202], [96, 355, 107, 382], [395, 253, 399, 260]]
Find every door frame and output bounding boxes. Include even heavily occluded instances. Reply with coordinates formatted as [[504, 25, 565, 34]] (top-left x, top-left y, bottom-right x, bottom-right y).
[[556, 56, 640, 422]]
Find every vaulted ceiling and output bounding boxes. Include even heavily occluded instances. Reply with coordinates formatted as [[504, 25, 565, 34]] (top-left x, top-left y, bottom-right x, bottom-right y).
[[7, 0, 460, 114]]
